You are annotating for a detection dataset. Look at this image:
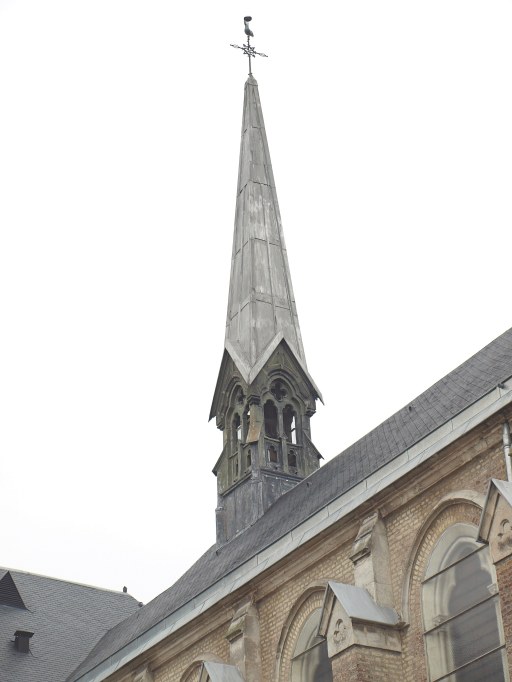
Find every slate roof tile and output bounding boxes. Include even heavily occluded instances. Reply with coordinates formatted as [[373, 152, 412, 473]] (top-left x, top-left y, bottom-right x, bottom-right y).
[[70, 327, 512, 681], [0, 569, 140, 682]]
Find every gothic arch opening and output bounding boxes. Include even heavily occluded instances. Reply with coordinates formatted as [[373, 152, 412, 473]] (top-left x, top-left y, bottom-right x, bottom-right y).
[[275, 586, 331, 682], [422, 524, 506, 681], [404, 500, 485, 680], [290, 608, 332, 681], [283, 404, 298, 444], [264, 400, 278, 439]]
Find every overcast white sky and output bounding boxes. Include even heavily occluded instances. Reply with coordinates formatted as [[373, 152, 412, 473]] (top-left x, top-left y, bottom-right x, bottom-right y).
[[1, 0, 511, 605]]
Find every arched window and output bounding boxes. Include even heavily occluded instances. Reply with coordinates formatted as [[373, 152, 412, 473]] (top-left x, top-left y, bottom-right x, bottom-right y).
[[268, 444, 278, 464], [283, 405, 297, 444], [291, 609, 332, 681], [264, 400, 278, 439], [242, 405, 250, 441], [232, 413, 241, 450], [422, 523, 506, 681]]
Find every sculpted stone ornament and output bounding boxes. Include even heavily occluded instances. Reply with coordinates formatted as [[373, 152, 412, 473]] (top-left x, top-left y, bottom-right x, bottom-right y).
[[497, 518, 512, 551], [478, 479, 512, 563], [319, 582, 402, 659], [333, 618, 348, 645]]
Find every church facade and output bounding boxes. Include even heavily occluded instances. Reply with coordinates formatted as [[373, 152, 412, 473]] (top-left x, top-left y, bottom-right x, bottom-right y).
[[65, 70, 512, 682]]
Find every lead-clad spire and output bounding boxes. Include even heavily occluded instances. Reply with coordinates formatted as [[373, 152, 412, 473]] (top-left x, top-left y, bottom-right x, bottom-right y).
[[226, 74, 307, 372], [210, 41, 322, 545]]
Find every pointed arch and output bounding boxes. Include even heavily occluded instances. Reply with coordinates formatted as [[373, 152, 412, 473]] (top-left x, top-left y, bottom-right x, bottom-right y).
[[401, 490, 484, 623], [274, 582, 329, 681], [401, 492, 487, 681], [179, 654, 223, 682]]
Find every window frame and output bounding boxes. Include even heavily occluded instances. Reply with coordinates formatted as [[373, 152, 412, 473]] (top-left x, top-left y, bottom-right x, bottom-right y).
[[421, 523, 508, 682]]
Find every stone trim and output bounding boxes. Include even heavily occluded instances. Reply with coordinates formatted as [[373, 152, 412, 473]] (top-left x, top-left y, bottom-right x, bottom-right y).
[[275, 585, 326, 681], [401, 491, 484, 624], [75, 384, 512, 682], [404, 503, 483, 682]]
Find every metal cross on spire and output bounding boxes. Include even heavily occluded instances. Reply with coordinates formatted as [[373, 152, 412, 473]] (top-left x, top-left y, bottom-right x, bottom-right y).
[[230, 16, 268, 76]]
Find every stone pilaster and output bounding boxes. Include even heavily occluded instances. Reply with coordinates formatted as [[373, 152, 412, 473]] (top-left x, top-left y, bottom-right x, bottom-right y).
[[225, 596, 261, 682]]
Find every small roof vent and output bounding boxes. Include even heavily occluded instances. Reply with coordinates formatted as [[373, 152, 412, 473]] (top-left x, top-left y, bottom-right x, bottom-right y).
[[14, 630, 33, 653]]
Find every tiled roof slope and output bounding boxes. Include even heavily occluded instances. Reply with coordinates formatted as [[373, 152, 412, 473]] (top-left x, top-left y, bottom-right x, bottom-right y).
[[70, 326, 512, 681], [0, 568, 140, 682]]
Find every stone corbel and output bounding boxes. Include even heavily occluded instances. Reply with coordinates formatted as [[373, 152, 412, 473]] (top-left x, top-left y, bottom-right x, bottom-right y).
[[478, 478, 512, 563], [318, 582, 402, 659], [132, 664, 154, 682]]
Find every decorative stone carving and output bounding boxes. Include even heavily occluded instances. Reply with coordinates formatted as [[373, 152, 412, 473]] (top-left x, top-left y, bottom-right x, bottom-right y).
[[478, 479, 512, 563], [318, 582, 402, 659], [332, 617, 348, 645], [498, 518, 512, 551]]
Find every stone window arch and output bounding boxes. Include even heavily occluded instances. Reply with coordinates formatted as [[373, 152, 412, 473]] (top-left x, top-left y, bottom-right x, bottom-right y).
[[233, 413, 242, 447], [283, 404, 298, 444], [290, 608, 332, 681], [264, 400, 279, 439], [422, 523, 506, 681], [180, 663, 202, 682], [276, 587, 332, 682], [179, 655, 224, 682]]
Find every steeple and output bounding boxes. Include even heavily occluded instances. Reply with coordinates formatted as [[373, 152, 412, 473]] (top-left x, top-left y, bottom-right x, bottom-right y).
[[211, 32, 322, 545], [224, 74, 308, 375]]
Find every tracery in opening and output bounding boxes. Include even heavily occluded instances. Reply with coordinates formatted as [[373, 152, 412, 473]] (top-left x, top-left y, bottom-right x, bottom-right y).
[[291, 609, 332, 681], [422, 523, 506, 682], [283, 404, 297, 444], [232, 413, 241, 451]]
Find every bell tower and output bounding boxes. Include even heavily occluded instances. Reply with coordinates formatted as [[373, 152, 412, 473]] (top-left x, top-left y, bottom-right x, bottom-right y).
[[210, 26, 322, 545]]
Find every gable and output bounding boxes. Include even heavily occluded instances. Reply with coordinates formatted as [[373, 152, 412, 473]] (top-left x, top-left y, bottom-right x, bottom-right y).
[[0, 572, 26, 610], [210, 334, 323, 423]]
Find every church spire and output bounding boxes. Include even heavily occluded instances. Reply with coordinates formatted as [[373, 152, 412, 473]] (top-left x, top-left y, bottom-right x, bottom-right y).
[[211, 22, 322, 545], [225, 74, 309, 373]]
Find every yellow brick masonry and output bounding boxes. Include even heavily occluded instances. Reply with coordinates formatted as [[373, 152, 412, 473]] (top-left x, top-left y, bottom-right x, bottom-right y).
[[110, 407, 512, 682]]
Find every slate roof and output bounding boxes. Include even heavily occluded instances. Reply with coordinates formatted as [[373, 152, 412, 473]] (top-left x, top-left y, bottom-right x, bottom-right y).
[[0, 568, 140, 682], [70, 326, 512, 681]]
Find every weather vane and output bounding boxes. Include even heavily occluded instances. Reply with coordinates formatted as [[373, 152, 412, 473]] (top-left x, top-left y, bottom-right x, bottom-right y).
[[230, 16, 268, 76]]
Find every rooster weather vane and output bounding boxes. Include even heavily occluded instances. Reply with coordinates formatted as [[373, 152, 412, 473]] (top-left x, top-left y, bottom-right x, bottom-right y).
[[230, 16, 268, 76]]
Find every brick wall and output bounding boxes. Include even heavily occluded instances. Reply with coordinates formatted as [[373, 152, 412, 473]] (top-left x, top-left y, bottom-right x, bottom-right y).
[[114, 413, 512, 682]]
